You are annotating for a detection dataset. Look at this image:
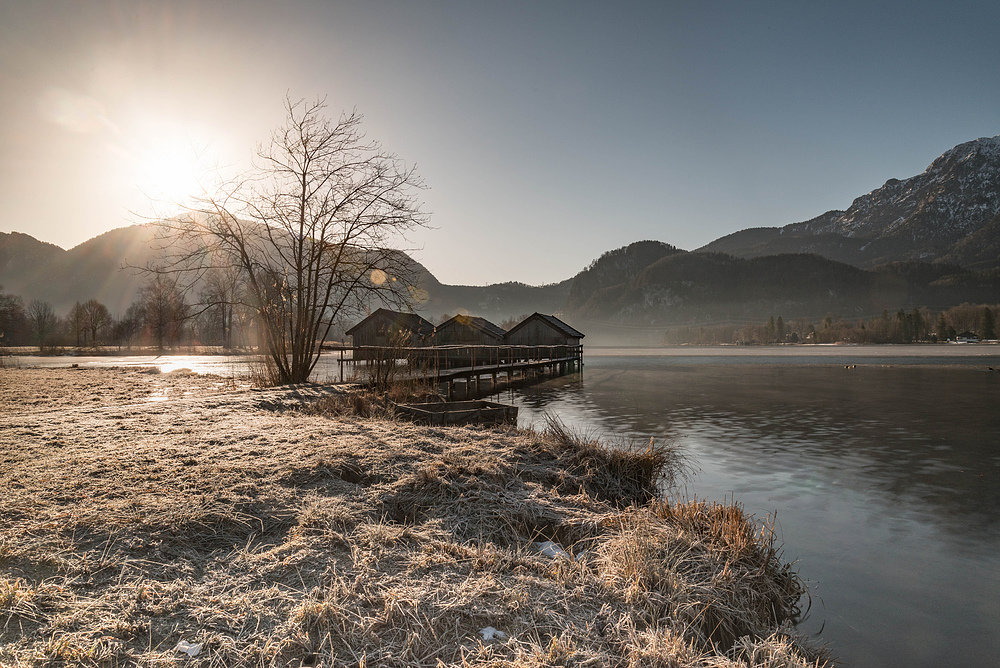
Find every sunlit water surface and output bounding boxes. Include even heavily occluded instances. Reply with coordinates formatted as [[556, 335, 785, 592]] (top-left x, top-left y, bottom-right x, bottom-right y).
[[18, 345, 1000, 666], [19, 353, 348, 381]]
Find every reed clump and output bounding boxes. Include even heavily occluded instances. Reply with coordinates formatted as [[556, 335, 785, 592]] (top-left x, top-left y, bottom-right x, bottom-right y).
[[300, 390, 396, 419], [300, 376, 442, 420], [0, 366, 832, 667]]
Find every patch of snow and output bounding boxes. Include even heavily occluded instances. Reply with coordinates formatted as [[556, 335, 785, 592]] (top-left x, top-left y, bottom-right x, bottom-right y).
[[534, 540, 570, 558], [174, 640, 202, 657], [480, 626, 508, 641]]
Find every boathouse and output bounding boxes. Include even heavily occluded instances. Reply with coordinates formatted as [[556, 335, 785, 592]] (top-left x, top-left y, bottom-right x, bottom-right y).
[[346, 308, 435, 351], [342, 310, 584, 393], [434, 314, 506, 345], [504, 313, 585, 346]]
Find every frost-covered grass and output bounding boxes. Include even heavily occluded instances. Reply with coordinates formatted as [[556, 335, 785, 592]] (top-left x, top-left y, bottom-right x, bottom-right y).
[[0, 366, 831, 667]]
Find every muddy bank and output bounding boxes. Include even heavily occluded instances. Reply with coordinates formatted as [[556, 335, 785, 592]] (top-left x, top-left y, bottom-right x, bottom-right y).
[[0, 366, 830, 666]]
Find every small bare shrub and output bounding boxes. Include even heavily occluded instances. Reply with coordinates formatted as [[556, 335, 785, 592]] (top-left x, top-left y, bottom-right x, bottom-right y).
[[302, 391, 397, 419], [365, 330, 413, 393], [248, 353, 284, 387]]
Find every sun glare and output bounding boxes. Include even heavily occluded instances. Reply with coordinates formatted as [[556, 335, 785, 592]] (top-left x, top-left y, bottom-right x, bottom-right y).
[[136, 137, 210, 206], [116, 115, 226, 213]]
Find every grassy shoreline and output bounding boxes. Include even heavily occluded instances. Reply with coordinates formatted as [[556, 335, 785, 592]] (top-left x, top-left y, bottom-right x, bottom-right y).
[[0, 366, 831, 667]]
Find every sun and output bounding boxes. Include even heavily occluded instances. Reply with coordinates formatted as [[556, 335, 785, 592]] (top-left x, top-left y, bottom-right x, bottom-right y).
[[117, 114, 224, 212], [136, 137, 211, 206]]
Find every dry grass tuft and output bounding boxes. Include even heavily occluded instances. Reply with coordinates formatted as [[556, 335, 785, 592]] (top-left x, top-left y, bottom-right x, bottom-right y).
[[300, 390, 395, 419], [539, 414, 686, 504], [301, 379, 441, 420], [0, 366, 832, 667]]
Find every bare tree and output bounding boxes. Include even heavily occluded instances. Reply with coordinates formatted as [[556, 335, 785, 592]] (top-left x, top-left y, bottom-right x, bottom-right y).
[[27, 300, 57, 349], [81, 299, 111, 347], [68, 302, 87, 347], [156, 97, 427, 384], [139, 275, 187, 351], [0, 284, 27, 347], [112, 302, 146, 351], [198, 266, 243, 349]]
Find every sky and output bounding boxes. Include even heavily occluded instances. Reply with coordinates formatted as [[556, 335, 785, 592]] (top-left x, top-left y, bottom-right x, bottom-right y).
[[1, 1, 999, 286]]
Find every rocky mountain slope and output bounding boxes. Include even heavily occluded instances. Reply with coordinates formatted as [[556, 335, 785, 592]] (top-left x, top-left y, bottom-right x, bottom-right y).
[[699, 135, 1000, 269]]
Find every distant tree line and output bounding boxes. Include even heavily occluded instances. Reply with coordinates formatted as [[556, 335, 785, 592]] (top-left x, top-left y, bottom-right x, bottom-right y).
[[663, 303, 999, 345], [0, 278, 263, 352]]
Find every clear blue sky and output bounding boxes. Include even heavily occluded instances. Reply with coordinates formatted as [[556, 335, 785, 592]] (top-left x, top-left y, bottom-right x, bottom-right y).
[[2, 0, 998, 285]]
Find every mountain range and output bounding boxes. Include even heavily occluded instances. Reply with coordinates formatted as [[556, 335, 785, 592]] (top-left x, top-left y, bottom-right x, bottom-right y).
[[0, 224, 571, 325], [565, 241, 999, 341], [699, 135, 1000, 270], [2, 134, 999, 342]]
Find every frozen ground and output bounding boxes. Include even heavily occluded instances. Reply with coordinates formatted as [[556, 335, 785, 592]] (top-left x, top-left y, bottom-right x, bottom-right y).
[[0, 366, 830, 667]]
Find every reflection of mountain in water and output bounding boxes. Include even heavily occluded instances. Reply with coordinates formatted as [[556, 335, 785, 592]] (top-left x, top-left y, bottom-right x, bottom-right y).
[[511, 360, 1000, 543]]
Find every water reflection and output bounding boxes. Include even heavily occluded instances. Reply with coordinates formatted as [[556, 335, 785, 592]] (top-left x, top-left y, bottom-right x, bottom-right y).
[[508, 357, 1000, 668]]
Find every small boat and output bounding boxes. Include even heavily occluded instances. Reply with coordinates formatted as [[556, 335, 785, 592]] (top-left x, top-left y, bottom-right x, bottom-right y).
[[392, 400, 518, 426]]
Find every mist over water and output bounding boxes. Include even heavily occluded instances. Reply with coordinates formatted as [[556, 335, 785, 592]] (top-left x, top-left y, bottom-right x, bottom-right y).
[[508, 351, 1000, 668]]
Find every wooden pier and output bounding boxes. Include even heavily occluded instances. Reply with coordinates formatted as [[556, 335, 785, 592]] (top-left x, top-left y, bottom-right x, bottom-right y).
[[338, 344, 583, 398]]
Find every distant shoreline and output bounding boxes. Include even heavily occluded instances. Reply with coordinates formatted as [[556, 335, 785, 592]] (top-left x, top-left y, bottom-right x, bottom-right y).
[[586, 343, 1000, 358], [4, 340, 997, 358]]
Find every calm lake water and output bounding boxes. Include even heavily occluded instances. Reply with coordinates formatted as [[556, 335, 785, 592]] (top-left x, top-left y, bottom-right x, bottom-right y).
[[15, 345, 1000, 666], [507, 347, 1000, 668]]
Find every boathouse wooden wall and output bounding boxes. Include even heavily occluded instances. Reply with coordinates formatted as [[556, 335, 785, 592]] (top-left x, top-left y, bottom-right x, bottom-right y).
[[347, 309, 434, 348]]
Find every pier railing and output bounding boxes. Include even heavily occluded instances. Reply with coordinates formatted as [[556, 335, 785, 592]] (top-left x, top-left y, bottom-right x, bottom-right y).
[[350, 343, 582, 367], [338, 343, 583, 386]]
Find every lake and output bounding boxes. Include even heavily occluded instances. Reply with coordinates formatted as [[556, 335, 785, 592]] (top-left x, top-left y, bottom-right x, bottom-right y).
[[506, 347, 1000, 668], [14, 344, 1000, 666]]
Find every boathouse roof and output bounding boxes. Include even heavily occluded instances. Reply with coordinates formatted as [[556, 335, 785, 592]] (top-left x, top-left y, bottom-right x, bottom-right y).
[[505, 313, 585, 340], [346, 308, 435, 337], [436, 314, 506, 339]]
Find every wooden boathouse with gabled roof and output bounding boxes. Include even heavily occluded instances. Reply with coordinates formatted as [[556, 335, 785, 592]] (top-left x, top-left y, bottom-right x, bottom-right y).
[[503, 313, 585, 347], [346, 308, 435, 358], [341, 310, 584, 396], [434, 314, 506, 345]]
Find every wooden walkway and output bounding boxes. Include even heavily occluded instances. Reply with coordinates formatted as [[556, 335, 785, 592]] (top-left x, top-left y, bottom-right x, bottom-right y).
[[414, 356, 581, 399], [338, 344, 583, 398]]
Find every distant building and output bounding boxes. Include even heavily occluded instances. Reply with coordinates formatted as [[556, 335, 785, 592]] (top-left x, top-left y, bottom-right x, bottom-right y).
[[434, 314, 506, 345], [504, 313, 585, 347], [956, 331, 980, 343], [346, 308, 435, 353]]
